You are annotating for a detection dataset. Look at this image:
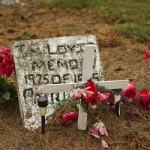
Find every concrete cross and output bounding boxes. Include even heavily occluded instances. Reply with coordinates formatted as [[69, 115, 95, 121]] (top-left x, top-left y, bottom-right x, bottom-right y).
[[38, 45, 129, 130]]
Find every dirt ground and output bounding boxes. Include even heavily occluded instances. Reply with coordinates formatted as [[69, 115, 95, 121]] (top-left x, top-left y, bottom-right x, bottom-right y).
[[0, 0, 150, 150]]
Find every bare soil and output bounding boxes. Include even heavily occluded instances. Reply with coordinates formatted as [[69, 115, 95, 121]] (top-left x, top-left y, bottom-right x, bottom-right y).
[[0, 0, 150, 150]]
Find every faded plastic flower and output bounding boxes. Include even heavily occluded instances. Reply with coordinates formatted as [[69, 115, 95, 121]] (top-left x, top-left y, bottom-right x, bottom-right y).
[[101, 139, 109, 149], [90, 121, 108, 138], [73, 80, 112, 107], [139, 88, 150, 110], [60, 112, 78, 126], [90, 121, 109, 149], [95, 91, 113, 105]]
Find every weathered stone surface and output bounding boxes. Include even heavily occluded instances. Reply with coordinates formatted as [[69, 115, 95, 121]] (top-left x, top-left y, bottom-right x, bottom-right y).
[[12, 35, 103, 130], [1, 0, 20, 5]]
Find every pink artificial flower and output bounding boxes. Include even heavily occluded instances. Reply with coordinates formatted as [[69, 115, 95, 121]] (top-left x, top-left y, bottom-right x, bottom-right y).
[[90, 121, 108, 138], [73, 88, 94, 103], [60, 112, 78, 126], [139, 88, 150, 110], [101, 140, 109, 149], [143, 46, 150, 62], [90, 127, 100, 138], [122, 82, 137, 100], [95, 91, 111, 104], [82, 89, 95, 104], [73, 79, 115, 107]]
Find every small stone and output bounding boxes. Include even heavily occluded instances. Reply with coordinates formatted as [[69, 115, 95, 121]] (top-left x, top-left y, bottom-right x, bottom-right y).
[[7, 28, 16, 33], [1, 0, 20, 5]]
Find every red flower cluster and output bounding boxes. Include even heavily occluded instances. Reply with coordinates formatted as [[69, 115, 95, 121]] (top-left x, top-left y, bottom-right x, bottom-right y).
[[143, 46, 150, 62], [139, 89, 150, 110], [122, 82, 137, 100], [0, 47, 14, 77], [60, 112, 78, 126], [73, 80, 110, 107]]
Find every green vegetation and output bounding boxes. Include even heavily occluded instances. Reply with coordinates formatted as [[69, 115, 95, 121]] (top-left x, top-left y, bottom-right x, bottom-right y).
[[40, 0, 92, 9], [41, 0, 150, 43]]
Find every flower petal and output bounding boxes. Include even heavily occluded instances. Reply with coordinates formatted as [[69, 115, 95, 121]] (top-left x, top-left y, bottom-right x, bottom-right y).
[[99, 127, 108, 137], [122, 82, 137, 100], [90, 127, 100, 138], [140, 88, 149, 95], [60, 112, 78, 126], [86, 79, 97, 93], [68, 112, 78, 120], [101, 140, 109, 149]]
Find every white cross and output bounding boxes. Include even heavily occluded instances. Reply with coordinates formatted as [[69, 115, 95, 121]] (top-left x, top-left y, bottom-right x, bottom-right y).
[[38, 45, 129, 130]]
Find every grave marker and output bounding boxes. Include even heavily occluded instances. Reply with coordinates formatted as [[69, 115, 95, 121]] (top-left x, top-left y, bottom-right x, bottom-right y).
[[40, 81, 129, 130], [39, 45, 129, 130], [12, 35, 103, 130]]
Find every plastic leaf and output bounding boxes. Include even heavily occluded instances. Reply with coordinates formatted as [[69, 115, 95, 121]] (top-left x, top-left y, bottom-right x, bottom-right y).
[[2, 92, 10, 101]]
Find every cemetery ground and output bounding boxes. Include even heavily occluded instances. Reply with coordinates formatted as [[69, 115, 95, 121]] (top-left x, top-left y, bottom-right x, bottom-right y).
[[0, 0, 150, 149]]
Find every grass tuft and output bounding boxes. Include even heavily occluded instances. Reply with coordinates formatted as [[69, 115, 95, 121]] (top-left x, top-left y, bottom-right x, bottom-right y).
[[116, 23, 150, 43]]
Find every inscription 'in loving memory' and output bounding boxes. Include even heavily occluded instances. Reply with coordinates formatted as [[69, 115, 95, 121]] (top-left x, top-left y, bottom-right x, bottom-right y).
[[14, 42, 100, 101], [15, 43, 87, 55]]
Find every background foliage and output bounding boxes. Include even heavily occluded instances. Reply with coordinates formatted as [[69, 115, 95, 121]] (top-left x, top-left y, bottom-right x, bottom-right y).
[[41, 0, 150, 43]]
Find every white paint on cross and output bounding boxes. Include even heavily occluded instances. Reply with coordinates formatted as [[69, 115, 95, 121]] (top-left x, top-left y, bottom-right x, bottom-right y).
[[38, 45, 129, 130]]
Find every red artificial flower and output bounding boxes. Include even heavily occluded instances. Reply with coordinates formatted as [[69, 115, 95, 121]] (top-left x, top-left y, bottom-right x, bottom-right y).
[[0, 47, 14, 77], [82, 89, 95, 104], [143, 46, 150, 62], [0, 47, 10, 54], [73, 80, 97, 104], [139, 88, 150, 110], [60, 112, 78, 126], [122, 82, 137, 100], [86, 80, 97, 93], [73, 80, 115, 107]]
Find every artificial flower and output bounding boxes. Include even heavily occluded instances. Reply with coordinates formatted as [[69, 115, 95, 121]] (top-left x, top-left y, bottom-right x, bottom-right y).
[[101, 139, 109, 149], [90, 121, 108, 138], [122, 82, 137, 100], [82, 89, 95, 104], [60, 112, 78, 126], [73, 80, 112, 107], [0, 47, 11, 54], [86, 79, 97, 93], [95, 91, 114, 106], [0, 47, 14, 77], [139, 88, 150, 110], [143, 46, 150, 62], [90, 121, 109, 149], [73, 88, 95, 103]]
